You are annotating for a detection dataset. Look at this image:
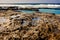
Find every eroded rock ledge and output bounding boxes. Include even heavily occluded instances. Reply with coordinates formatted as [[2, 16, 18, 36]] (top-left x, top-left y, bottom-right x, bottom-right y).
[[0, 10, 60, 40]]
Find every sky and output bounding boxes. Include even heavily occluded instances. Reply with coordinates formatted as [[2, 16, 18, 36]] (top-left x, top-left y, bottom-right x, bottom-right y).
[[0, 0, 60, 3]]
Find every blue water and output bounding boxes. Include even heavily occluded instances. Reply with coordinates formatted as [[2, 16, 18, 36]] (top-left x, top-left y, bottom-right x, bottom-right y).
[[39, 9, 60, 14], [15, 10, 35, 13], [15, 8, 60, 14]]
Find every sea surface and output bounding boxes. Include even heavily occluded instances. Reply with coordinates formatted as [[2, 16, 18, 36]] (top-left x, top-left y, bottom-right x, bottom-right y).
[[16, 8, 60, 14], [0, 3, 60, 14], [15, 3, 60, 14], [39, 8, 60, 14]]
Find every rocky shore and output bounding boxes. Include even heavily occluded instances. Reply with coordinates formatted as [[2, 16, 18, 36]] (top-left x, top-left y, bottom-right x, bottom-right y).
[[0, 10, 60, 40]]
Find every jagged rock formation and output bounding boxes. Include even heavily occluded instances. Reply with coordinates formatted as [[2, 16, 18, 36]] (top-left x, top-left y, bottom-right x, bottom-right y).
[[0, 10, 60, 40]]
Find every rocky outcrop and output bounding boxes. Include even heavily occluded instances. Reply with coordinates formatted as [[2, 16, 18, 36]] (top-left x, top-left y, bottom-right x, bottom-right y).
[[0, 10, 60, 40]]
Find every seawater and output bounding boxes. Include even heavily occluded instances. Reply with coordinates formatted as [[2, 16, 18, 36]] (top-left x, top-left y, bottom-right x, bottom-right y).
[[39, 8, 60, 14], [15, 10, 35, 13], [15, 8, 60, 14]]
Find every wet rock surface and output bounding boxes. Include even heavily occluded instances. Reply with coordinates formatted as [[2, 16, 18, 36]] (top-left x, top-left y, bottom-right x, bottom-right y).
[[0, 10, 60, 40]]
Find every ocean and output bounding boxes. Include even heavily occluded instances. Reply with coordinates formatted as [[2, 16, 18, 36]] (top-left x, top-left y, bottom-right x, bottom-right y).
[[16, 8, 60, 14], [39, 8, 60, 14], [0, 3, 60, 14], [13, 3, 60, 14]]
